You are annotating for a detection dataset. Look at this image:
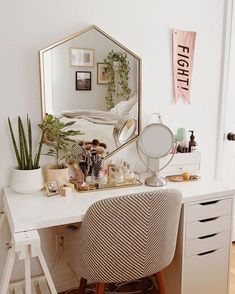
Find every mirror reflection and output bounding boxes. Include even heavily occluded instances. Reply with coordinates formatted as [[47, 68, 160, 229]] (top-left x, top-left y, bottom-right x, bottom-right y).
[[40, 25, 141, 156]]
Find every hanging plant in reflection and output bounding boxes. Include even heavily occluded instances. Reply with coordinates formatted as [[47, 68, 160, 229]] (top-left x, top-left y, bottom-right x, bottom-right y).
[[104, 50, 131, 110]]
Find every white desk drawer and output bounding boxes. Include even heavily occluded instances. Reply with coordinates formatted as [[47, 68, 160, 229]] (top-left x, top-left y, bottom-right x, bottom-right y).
[[161, 164, 200, 176], [186, 214, 231, 240], [185, 230, 230, 257], [186, 198, 232, 222], [183, 247, 229, 294], [159, 152, 201, 166]]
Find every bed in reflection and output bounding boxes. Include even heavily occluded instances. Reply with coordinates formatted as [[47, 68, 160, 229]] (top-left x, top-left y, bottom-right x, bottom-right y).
[[60, 98, 138, 153]]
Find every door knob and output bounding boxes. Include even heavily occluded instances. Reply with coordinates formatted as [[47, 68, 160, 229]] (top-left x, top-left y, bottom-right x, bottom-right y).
[[227, 132, 235, 141]]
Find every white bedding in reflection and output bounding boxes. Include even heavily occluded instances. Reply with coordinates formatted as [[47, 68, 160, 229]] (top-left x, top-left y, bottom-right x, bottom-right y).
[[60, 116, 117, 152]]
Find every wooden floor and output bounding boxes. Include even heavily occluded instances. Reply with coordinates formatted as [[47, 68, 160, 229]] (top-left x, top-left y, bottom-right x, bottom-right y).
[[61, 278, 158, 294], [230, 244, 235, 294]]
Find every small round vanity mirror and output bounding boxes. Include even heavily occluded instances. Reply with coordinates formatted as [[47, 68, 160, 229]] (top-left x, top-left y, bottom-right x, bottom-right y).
[[118, 118, 137, 145], [139, 123, 174, 158], [137, 118, 175, 187]]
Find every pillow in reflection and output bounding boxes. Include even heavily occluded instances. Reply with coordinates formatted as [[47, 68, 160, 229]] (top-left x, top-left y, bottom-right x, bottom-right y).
[[128, 102, 138, 118], [110, 98, 136, 116]]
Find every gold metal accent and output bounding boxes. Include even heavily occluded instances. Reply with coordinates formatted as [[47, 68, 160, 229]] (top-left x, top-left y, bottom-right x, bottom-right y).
[[39, 25, 142, 159], [166, 175, 200, 182], [73, 178, 142, 193]]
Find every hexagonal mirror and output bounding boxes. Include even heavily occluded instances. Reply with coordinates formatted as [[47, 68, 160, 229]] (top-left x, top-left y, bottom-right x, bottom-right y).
[[39, 25, 141, 157]]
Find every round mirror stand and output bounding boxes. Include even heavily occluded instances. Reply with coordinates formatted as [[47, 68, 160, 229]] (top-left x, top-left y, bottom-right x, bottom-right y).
[[136, 114, 176, 187], [145, 171, 168, 187]]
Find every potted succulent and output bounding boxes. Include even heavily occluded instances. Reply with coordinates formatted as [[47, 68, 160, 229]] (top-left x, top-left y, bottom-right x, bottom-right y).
[[8, 115, 46, 193], [39, 114, 81, 187]]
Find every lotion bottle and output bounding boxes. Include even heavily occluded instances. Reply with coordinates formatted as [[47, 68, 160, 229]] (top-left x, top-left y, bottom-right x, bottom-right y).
[[188, 130, 197, 152]]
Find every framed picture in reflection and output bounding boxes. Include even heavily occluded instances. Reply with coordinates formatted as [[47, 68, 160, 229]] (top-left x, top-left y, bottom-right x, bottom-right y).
[[97, 63, 109, 84], [70, 48, 94, 67], [76, 71, 91, 91]]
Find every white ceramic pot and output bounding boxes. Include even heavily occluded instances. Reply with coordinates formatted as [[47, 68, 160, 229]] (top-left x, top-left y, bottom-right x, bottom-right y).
[[46, 165, 69, 188], [11, 167, 44, 194]]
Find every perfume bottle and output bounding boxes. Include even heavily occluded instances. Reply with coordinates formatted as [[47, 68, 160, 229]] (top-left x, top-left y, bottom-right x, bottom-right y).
[[122, 161, 128, 180], [98, 169, 108, 189], [116, 168, 124, 184], [125, 164, 135, 184]]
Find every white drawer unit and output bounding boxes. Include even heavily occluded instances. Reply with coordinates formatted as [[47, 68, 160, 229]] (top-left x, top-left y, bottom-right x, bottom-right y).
[[148, 152, 201, 177], [162, 164, 200, 176], [182, 197, 233, 294], [158, 152, 201, 176], [183, 247, 230, 294], [164, 195, 233, 294]]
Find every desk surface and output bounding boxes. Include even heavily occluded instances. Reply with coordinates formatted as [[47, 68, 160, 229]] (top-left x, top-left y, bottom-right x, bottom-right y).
[[3, 179, 235, 234]]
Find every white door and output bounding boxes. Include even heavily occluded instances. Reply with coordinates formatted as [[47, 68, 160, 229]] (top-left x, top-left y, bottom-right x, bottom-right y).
[[217, 0, 235, 239]]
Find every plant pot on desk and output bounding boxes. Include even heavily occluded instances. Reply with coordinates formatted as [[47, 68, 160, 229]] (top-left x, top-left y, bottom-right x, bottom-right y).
[[46, 165, 69, 188], [11, 167, 44, 194]]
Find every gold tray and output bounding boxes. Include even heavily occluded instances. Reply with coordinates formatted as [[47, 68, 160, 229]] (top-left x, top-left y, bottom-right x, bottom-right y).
[[71, 179, 142, 193], [166, 175, 200, 182]]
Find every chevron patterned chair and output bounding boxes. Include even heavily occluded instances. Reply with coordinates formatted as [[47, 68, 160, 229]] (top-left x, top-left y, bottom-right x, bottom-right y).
[[65, 189, 182, 294]]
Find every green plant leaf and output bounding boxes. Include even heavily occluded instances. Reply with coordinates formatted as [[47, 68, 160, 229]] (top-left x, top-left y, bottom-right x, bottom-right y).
[[18, 117, 26, 169], [8, 117, 22, 169], [27, 115, 33, 169]]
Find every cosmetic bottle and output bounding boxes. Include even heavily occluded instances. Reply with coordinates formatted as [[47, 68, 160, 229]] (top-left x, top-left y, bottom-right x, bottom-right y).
[[122, 161, 128, 179], [116, 168, 124, 184], [125, 164, 135, 184], [98, 169, 108, 189], [188, 130, 197, 152]]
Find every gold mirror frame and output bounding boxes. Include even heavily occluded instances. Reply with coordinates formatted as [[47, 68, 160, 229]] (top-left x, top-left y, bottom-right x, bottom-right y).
[[39, 25, 142, 159]]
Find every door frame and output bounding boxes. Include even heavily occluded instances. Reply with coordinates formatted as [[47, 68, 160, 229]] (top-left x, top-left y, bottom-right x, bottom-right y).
[[215, 0, 234, 180]]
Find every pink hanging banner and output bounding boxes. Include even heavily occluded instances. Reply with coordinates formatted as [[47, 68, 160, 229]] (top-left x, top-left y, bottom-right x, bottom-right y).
[[173, 29, 196, 104]]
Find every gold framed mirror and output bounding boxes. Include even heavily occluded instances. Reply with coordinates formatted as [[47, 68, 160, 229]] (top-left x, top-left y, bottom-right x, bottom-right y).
[[39, 25, 141, 158]]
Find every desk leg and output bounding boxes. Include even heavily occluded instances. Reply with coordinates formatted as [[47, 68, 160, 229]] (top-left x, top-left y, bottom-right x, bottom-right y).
[[0, 242, 15, 294], [30, 230, 57, 294], [24, 245, 32, 294], [37, 248, 57, 294], [0, 230, 57, 294]]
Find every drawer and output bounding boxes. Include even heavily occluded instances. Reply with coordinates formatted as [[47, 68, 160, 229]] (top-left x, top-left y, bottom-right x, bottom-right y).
[[159, 151, 201, 166], [185, 230, 231, 257], [183, 247, 230, 294], [161, 164, 200, 176], [186, 198, 232, 222], [186, 214, 231, 240]]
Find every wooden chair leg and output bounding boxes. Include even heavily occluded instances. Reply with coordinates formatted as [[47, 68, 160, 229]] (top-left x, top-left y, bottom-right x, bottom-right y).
[[96, 283, 106, 294], [154, 271, 167, 294], [78, 277, 87, 294], [142, 277, 149, 294]]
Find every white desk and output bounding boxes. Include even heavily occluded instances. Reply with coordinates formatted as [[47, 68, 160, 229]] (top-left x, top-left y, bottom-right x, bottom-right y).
[[1, 179, 235, 294]]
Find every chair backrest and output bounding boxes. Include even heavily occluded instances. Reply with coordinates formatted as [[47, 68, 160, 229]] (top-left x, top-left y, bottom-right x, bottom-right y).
[[70, 189, 182, 283]]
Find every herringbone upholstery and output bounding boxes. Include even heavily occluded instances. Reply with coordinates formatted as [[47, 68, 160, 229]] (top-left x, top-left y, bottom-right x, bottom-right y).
[[65, 189, 182, 283]]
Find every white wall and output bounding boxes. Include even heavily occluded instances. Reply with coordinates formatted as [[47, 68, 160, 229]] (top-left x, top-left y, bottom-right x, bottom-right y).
[[0, 0, 225, 291]]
